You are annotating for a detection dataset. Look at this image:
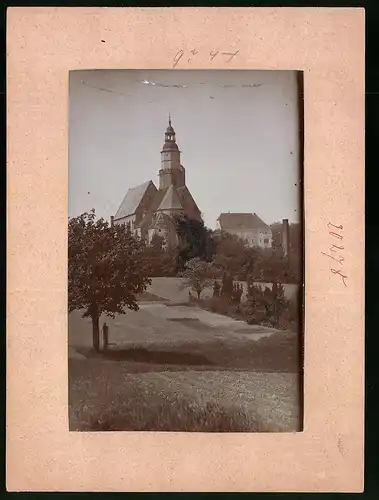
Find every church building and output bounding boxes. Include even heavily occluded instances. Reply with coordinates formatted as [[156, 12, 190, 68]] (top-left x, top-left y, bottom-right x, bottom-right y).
[[112, 117, 202, 247]]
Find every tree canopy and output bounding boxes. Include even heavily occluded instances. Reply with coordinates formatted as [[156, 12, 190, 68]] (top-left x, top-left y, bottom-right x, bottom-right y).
[[179, 257, 216, 299], [144, 233, 178, 277], [212, 230, 261, 280], [174, 214, 216, 268], [68, 210, 151, 350]]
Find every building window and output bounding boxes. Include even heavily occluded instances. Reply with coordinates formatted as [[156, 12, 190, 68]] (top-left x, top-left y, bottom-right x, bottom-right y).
[[264, 238, 269, 245]]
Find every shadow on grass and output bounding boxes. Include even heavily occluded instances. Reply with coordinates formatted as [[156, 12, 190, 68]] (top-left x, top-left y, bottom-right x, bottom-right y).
[[96, 347, 215, 366], [137, 291, 168, 302], [74, 329, 300, 373]]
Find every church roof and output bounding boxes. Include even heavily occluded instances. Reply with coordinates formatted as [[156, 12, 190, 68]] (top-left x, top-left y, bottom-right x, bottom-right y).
[[135, 188, 168, 229], [156, 185, 183, 211], [114, 181, 154, 220], [162, 141, 179, 151], [176, 185, 201, 215], [149, 212, 175, 230], [217, 213, 271, 231]]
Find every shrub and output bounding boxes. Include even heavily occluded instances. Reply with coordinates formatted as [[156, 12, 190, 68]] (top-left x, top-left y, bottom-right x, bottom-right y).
[[231, 282, 244, 304], [221, 273, 234, 298], [205, 296, 232, 315], [212, 280, 221, 297], [198, 278, 297, 332], [179, 258, 216, 299]]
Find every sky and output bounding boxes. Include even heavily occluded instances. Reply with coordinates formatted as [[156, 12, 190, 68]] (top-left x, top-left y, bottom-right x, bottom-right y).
[[69, 70, 301, 229]]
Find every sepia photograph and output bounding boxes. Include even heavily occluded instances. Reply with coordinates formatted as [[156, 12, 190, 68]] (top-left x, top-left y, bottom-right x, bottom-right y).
[[68, 69, 304, 433]]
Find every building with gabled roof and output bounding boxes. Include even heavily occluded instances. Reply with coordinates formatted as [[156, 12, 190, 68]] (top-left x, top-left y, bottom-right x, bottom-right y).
[[112, 116, 202, 246], [217, 212, 273, 249]]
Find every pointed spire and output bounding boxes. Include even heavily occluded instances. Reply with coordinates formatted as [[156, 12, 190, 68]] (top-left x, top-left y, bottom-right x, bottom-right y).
[[164, 114, 176, 146]]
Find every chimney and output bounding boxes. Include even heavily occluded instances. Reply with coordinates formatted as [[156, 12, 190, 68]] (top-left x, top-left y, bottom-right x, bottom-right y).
[[110, 216, 114, 227], [282, 219, 289, 257]]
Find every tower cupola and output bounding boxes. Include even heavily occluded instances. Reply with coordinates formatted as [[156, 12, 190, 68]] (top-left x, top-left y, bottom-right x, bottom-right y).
[[159, 115, 185, 189], [162, 114, 179, 151]]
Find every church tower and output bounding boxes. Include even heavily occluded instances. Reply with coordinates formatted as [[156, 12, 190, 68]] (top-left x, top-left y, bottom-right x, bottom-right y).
[[159, 115, 186, 190]]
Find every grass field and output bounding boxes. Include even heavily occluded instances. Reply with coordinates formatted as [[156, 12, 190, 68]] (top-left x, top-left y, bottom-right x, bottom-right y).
[[69, 359, 299, 432], [68, 281, 302, 432], [69, 330, 301, 432]]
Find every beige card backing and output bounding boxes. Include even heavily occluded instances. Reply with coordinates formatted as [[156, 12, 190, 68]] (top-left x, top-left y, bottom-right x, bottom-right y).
[[6, 7, 365, 492]]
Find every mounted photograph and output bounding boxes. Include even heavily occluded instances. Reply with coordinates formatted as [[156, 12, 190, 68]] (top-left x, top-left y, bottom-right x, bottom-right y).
[[68, 69, 304, 432]]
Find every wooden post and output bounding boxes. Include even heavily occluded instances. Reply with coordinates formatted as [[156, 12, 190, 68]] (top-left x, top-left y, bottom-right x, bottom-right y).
[[102, 323, 109, 351]]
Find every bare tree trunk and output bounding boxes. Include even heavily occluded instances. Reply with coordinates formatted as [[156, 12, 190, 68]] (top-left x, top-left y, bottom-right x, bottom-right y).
[[91, 313, 100, 351], [197, 290, 201, 300]]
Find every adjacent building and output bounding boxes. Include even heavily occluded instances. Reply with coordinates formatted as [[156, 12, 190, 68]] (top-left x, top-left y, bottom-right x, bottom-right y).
[[112, 117, 202, 247], [217, 212, 273, 249]]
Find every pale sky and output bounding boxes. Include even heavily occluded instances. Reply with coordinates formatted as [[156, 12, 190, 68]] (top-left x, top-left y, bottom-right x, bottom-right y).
[[69, 70, 301, 229]]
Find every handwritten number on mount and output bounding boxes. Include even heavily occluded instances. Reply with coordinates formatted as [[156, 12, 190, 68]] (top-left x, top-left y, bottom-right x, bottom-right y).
[[188, 49, 199, 64], [321, 222, 347, 287], [210, 50, 219, 61], [221, 50, 240, 62], [173, 50, 184, 68], [173, 49, 240, 68]]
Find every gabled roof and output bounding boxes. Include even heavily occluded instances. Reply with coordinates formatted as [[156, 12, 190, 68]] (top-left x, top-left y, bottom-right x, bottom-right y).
[[217, 212, 271, 231], [176, 185, 201, 214], [136, 188, 168, 229], [114, 180, 155, 220], [156, 185, 183, 211], [149, 212, 175, 230]]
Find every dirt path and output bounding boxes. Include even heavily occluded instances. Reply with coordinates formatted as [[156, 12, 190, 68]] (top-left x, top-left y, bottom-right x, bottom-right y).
[[69, 301, 281, 352]]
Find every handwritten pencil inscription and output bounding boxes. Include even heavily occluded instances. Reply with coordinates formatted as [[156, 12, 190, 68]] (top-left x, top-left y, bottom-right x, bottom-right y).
[[321, 222, 347, 287], [173, 48, 240, 68]]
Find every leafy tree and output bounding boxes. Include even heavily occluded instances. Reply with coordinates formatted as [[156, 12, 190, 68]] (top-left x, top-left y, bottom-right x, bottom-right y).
[[231, 282, 244, 304], [174, 214, 216, 268], [212, 280, 221, 297], [238, 247, 262, 281], [179, 257, 215, 299], [270, 282, 288, 324], [68, 210, 151, 351], [243, 281, 266, 324], [221, 273, 234, 298], [269, 221, 302, 284], [161, 247, 180, 277], [150, 232, 165, 252], [212, 231, 246, 278], [144, 234, 167, 277], [212, 231, 261, 283], [147, 233, 179, 277]]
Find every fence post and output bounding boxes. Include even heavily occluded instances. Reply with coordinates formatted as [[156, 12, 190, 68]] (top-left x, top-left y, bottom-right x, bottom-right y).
[[102, 323, 109, 351]]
